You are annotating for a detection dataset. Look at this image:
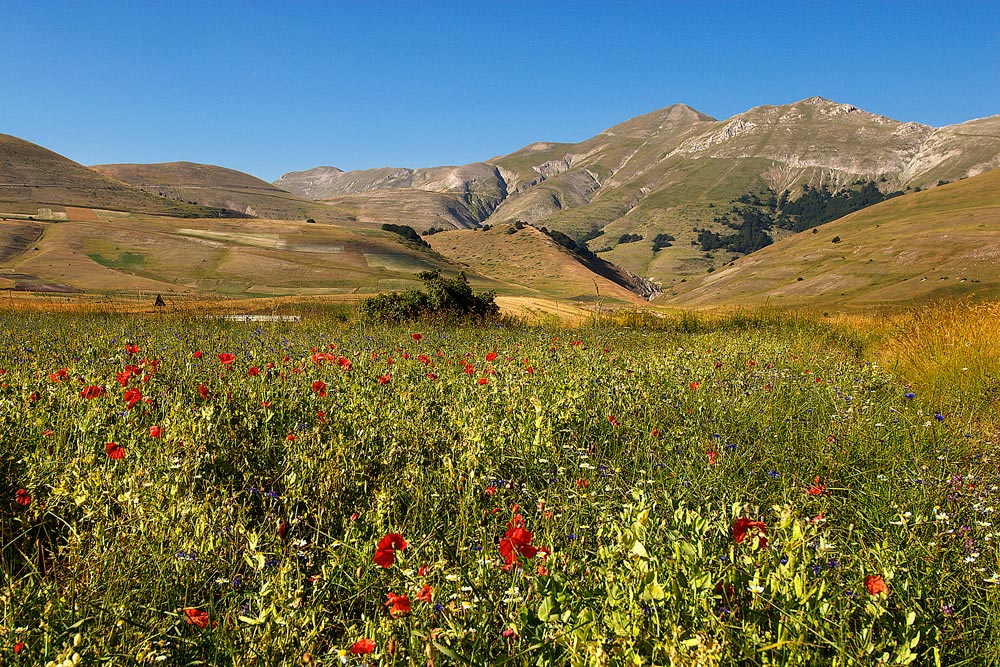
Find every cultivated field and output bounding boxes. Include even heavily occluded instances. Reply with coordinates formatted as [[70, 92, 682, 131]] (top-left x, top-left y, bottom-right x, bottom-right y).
[[2, 304, 998, 665]]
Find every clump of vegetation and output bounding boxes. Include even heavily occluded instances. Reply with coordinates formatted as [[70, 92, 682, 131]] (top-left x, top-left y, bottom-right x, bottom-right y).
[[360, 270, 498, 321], [381, 223, 430, 249], [651, 233, 675, 251], [617, 233, 643, 244]]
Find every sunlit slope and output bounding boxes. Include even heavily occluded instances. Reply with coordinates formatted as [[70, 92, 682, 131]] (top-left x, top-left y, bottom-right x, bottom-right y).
[[426, 225, 643, 304], [0, 134, 218, 217], [664, 169, 1000, 308], [92, 162, 351, 222], [1, 216, 505, 296]]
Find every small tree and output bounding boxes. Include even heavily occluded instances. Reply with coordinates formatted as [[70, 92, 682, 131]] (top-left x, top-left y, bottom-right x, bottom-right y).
[[360, 271, 499, 322]]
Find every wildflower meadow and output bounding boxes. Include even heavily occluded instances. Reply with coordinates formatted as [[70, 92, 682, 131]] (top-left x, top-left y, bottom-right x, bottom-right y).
[[2, 308, 998, 665]]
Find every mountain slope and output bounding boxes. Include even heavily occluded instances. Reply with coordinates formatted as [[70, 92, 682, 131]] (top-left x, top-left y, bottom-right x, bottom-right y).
[[0, 134, 218, 217], [91, 162, 351, 222], [662, 168, 1000, 309]]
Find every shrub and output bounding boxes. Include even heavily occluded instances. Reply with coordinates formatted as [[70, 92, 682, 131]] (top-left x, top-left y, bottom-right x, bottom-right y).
[[360, 271, 499, 322]]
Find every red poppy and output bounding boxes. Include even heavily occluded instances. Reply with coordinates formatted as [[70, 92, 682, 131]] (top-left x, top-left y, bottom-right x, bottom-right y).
[[418, 564, 429, 577], [125, 343, 140, 354], [350, 638, 376, 655], [43, 429, 54, 436], [651, 428, 661, 438], [312, 380, 327, 397], [864, 575, 888, 596], [411, 333, 423, 341], [248, 366, 259, 376], [731, 517, 767, 548], [193, 350, 203, 359], [608, 414, 618, 426], [385, 592, 411, 617], [486, 486, 497, 495], [416, 584, 433, 603], [183, 607, 216, 629], [149, 426, 163, 438], [28, 391, 41, 403], [499, 515, 538, 570], [218, 353, 235, 365], [15, 488, 31, 506], [418, 354, 431, 365], [198, 384, 209, 398], [374, 533, 407, 568], [690, 381, 701, 391], [427, 373, 438, 380], [486, 352, 498, 362], [14, 641, 24, 654], [575, 478, 589, 488], [378, 374, 391, 384], [106, 442, 125, 460], [808, 476, 828, 496], [80, 385, 105, 400], [49, 368, 69, 382], [706, 450, 718, 465], [123, 387, 142, 409], [337, 356, 352, 370], [477, 378, 489, 385]]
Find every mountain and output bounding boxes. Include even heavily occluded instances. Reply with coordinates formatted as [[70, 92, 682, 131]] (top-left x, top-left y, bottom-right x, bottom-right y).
[[661, 168, 1000, 309], [0, 134, 219, 217], [91, 161, 351, 222], [277, 98, 1000, 286]]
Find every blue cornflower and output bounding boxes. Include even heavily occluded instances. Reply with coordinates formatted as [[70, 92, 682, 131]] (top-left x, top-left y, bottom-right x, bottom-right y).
[[904, 392, 916, 399], [767, 470, 781, 478]]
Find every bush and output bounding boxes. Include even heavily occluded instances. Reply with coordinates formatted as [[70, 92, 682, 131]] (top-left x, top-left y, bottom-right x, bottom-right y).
[[360, 271, 499, 322]]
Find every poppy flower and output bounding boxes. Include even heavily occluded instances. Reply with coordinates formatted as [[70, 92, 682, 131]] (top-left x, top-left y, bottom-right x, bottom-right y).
[[350, 638, 376, 655], [149, 426, 163, 439], [183, 607, 216, 629], [575, 478, 589, 488], [411, 333, 423, 341], [374, 533, 407, 568], [477, 378, 489, 385], [49, 368, 69, 382], [418, 564, 429, 577], [499, 516, 538, 570], [732, 517, 767, 548], [690, 381, 701, 391], [486, 352, 498, 362], [125, 343, 140, 354], [247, 366, 259, 376], [218, 353, 235, 365], [106, 442, 125, 460], [706, 450, 718, 465], [193, 351, 203, 359], [14, 641, 24, 654], [337, 356, 352, 370], [864, 575, 888, 596], [416, 584, 433, 603], [123, 387, 142, 409], [198, 384, 209, 399], [385, 592, 411, 617], [808, 476, 827, 496], [312, 380, 327, 397], [426, 372, 438, 380], [378, 374, 391, 384], [15, 488, 31, 506], [80, 385, 105, 400], [28, 391, 41, 403]]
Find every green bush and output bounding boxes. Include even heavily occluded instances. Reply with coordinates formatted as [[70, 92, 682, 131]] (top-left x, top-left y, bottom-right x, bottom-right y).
[[360, 271, 499, 322]]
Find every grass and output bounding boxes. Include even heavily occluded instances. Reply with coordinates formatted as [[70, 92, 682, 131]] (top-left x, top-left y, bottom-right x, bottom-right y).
[[1, 305, 999, 665]]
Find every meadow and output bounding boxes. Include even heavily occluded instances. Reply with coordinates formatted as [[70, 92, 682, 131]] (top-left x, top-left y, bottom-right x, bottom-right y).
[[2, 304, 999, 666]]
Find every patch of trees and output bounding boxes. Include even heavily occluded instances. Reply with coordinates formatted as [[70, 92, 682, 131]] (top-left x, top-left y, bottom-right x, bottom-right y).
[[359, 271, 499, 322], [698, 180, 903, 254], [651, 233, 675, 252], [381, 223, 430, 249], [538, 227, 599, 262], [617, 233, 643, 244]]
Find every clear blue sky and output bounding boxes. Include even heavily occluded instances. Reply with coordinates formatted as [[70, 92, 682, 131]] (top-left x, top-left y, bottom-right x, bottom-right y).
[[3, 1, 998, 182]]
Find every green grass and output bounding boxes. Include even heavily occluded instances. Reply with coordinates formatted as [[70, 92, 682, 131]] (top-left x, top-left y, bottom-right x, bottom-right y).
[[1, 310, 998, 665], [87, 251, 146, 270]]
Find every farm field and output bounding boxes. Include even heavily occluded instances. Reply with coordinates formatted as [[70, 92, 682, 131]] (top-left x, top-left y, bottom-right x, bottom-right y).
[[2, 305, 999, 665]]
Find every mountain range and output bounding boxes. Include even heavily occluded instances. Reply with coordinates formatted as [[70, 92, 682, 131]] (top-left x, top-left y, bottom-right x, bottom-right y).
[[2, 96, 999, 309]]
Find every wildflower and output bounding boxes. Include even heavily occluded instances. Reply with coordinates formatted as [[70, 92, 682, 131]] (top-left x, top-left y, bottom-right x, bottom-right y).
[[183, 607, 216, 629], [808, 476, 828, 496], [411, 333, 423, 342], [731, 517, 767, 549], [935, 413, 945, 421], [575, 478, 589, 488], [126, 343, 140, 354], [499, 515, 538, 570], [486, 486, 497, 495], [50, 368, 69, 382], [417, 584, 433, 603], [123, 387, 142, 409], [690, 381, 701, 390], [486, 352, 498, 362], [149, 426, 163, 438], [14, 641, 25, 654], [106, 442, 125, 460], [350, 638, 375, 655], [385, 591, 411, 617], [374, 533, 407, 568], [248, 366, 259, 376], [864, 575, 888, 596], [15, 488, 31, 506], [312, 380, 327, 397], [418, 564, 429, 576], [193, 351, 203, 359], [218, 353, 235, 365], [477, 378, 489, 385], [502, 628, 518, 640], [198, 384, 209, 398], [904, 392, 916, 399], [378, 373, 391, 384], [706, 450, 718, 465], [80, 385, 105, 400]]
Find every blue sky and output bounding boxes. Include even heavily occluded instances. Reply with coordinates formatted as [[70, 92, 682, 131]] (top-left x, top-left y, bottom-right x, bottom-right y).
[[3, 1, 998, 182]]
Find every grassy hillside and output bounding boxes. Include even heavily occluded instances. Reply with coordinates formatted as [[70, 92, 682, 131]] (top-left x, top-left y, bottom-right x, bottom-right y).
[[665, 168, 1000, 309], [93, 162, 356, 223], [0, 135, 219, 217]]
